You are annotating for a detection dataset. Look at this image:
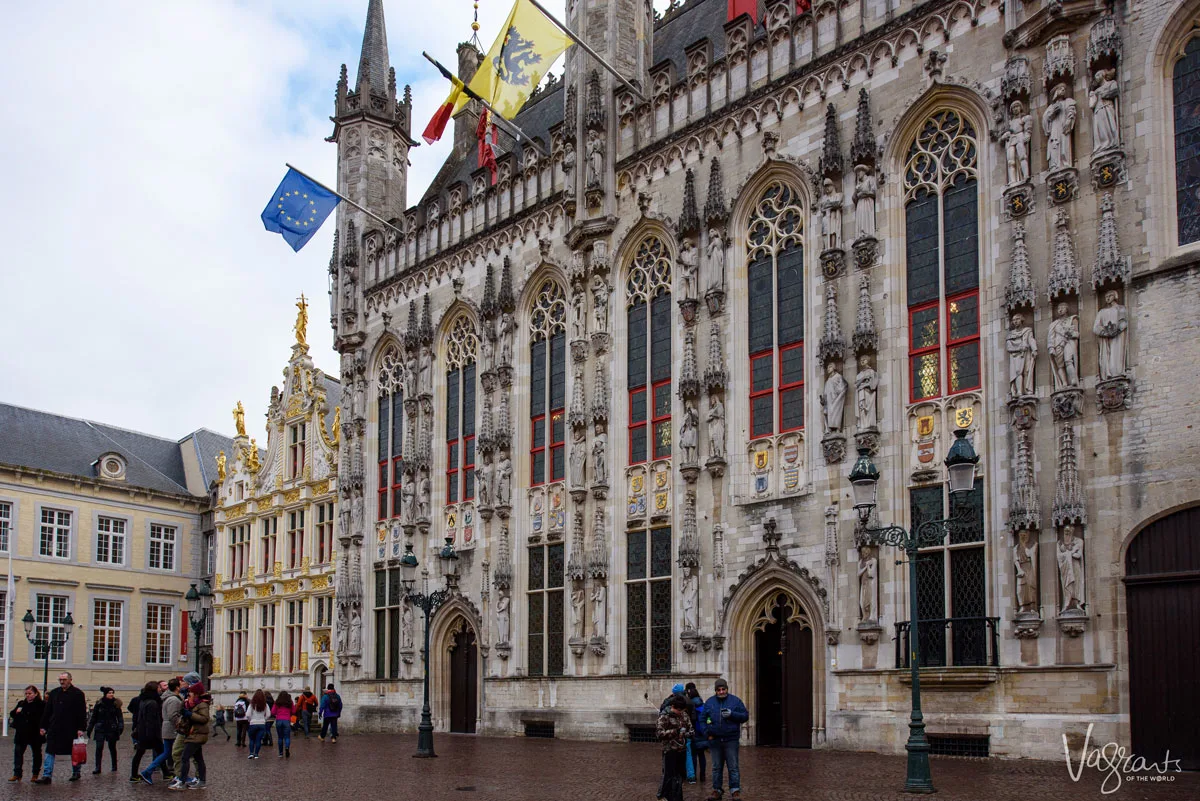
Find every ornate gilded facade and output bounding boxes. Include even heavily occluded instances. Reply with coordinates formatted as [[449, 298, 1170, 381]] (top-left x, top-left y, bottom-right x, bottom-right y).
[[318, 0, 1200, 766], [210, 301, 341, 697]]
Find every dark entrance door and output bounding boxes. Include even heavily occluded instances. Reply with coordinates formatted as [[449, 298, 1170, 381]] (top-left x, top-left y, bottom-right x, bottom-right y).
[[449, 627, 478, 734], [754, 594, 812, 747], [1126, 506, 1200, 770]]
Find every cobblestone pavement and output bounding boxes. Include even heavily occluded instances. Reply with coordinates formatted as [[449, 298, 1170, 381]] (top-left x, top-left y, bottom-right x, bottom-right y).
[[6, 732, 1196, 800]]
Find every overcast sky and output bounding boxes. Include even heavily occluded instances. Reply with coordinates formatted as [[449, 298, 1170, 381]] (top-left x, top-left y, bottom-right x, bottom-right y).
[[0, 0, 671, 443]]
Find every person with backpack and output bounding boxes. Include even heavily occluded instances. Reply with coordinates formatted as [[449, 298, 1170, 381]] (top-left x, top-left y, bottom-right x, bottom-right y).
[[295, 689, 317, 738], [262, 692, 275, 747], [128, 683, 162, 783], [211, 705, 231, 741], [318, 684, 342, 742], [86, 687, 124, 774], [232, 692, 249, 747], [168, 686, 210, 790], [656, 694, 694, 801], [685, 682, 707, 785], [140, 678, 182, 785], [9, 685, 45, 783]]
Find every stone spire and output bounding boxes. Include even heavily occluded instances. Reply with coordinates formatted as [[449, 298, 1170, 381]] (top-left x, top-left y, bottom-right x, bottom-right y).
[[818, 284, 845, 363], [588, 508, 609, 578], [819, 103, 843, 180], [498, 256, 516, 313], [355, 0, 390, 95], [591, 358, 610, 423], [677, 169, 700, 240], [1008, 430, 1040, 532], [852, 274, 877, 355], [850, 88, 875, 168], [420, 295, 433, 344], [405, 299, 419, 350], [677, 328, 700, 399], [678, 491, 700, 568], [481, 262, 497, 319], [1092, 193, 1129, 289], [493, 524, 512, 589], [567, 509, 586, 581], [704, 320, 727, 392], [1047, 209, 1080, 301], [1005, 221, 1035, 312], [1053, 424, 1086, 526], [704, 158, 728, 228]]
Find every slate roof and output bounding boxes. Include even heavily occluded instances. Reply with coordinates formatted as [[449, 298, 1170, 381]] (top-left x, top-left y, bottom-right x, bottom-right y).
[[0, 402, 197, 496], [188, 427, 238, 490]]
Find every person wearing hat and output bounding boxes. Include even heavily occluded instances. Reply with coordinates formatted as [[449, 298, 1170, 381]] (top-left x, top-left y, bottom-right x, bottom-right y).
[[655, 683, 688, 800], [655, 694, 694, 801], [167, 673, 201, 782], [702, 678, 748, 800], [86, 687, 124, 775]]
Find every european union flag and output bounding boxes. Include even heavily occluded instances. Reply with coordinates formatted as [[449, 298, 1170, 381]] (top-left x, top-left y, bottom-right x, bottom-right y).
[[261, 168, 340, 252]]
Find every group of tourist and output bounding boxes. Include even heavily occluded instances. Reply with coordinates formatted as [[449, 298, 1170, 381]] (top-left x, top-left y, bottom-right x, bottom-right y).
[[8, 672, 344, 790], [656, 677, 749, 801]]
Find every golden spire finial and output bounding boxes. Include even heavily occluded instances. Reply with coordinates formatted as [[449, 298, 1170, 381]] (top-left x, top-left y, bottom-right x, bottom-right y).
[[294, 293, 309, 348]]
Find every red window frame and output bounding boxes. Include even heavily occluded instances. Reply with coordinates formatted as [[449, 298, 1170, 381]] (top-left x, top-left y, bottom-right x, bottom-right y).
[[462, 433, 476, 501], [377, 461, 389, 520], [446, 440, 460, 503], [778, 342, 804, 433], [749, 349, 774, 437], [530, 413, 547, 485], [628, 387, 648, 466], [391, 456, 403, 517], [547, 411, 565, 481], [651, 378, 672, 461], [289, 424, 306, 479], [944, 289, 981, 396], [908, 299, 942, 403]]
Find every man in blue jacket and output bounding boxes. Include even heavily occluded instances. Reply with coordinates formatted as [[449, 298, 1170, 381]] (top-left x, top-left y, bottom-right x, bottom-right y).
[[701, 678, 748, 800]]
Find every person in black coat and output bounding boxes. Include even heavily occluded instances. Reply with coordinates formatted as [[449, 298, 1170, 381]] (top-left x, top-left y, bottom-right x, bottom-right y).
[[128, 682, 163, 783], [86, 687, 124, 774], [9, 685, 46, 782], [34, 672, 88, 784]]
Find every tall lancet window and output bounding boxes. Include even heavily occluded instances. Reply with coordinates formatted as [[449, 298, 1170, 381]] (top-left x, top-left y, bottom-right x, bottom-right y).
[[444, 316, 479, 504], [626, 236, 673, 464], [745, 181, 805, 438], [1174, 37, 1200, 245], [376, 345, 404, 521], [904, 110, 981, 402], [529, 280, 567, 485]]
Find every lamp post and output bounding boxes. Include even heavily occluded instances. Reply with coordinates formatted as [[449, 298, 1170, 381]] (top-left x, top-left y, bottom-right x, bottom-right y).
[[400, 536, 459, 758], [22, 609, 74, 695], [184, 580, 214, 675], [848, 427, 979, 794]]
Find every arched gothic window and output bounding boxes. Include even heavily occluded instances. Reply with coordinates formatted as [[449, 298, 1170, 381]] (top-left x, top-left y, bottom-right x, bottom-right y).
[[1175, 37, 1200, 246], [746, 181, 805, 438], [376, 344, 404, 521], [626, 236, 673, 464], [444, 317, 478, 504], [904, 110, 981, 402], [529, 280, 567, 485]]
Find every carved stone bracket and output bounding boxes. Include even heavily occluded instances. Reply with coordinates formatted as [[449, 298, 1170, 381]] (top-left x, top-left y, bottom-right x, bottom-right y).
[[1057, 611, 1088, 638], [1014, 615, 1043, 640], [856, 622, 883, 645], [1096, 377, 1132, 413], [852, 237, 878, 269], [820, 248, 846, 280], [569, 636, 587, 657], [1090, 150, 1126, 190], [588, 637, 607, 657], [1051, 388, 1083, 421], [681, 631, 701, 653], [1003, 184, 1035, 220], [821, 433, 846, 465], [854, 428, 881, 457], [704, 287, 726, 316], [1009, 397, 1038, 430], [705, 455, 727, 479], [1047, 167, 1080, 205], [570, 339, 589, 363], [495, 642, 512, 660]]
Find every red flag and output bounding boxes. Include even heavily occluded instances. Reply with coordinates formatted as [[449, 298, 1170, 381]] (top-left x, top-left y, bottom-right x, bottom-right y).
[[477, 108, 498, 185], [728, 0, 757, 23], [796, 0, 812, 14], [422, 76, 464, 145]]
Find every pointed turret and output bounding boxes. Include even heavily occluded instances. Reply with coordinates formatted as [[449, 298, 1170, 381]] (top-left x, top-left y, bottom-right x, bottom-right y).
[[356, 0, 390, 96]]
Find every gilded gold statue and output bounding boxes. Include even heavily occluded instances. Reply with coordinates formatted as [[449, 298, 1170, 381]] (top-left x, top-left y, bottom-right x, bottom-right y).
[[233, 401, 246, 437], [246, 439, 261, 473], [331, 406, 341, 445], [216, 450, 227, 482], [294, 293, 309, 348]]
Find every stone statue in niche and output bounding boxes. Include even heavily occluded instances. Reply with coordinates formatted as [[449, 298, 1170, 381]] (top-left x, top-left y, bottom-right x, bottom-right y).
[[857, 546, 878, 621], [419, 346, 433, 395], [679, 402, 699, 464], [570, 427, 587, 487], [401, 602, 414, 649], [1013, 528, 1039, 615], [336, 604, 349, 652], [402, 480, 416, 523], [707, 396, 726, 460], [1057, 524, 1085, 613], [1089, 69, 1120, 154], [498, 312, 515, 366], [572, 292, 586, 339], [586, 129, 604, 188], [571, 588, 585, 639], [496, 454, 513, 506], [591, 581, 607, 638], [852, 165, 877, 240], [820, 362, 847, 434], [1094, 289, 1128, 380], [681, 568, 698, 631], [481, 329, 494, 372], [706, 228, 726, 292], [678, 238, 699, 301], [1043, 83, 1077, 171], [477, 459, 493, 507], [1047, 302, 1080, 391], [591, 421, 608, 485], [405, 350, 418, 397], [496, 589, 511, 643], [1002, 100, 1033, 186], [1006, 313, 1037, 398], [819, 178, 843, 251], [591, 275, 609, 333], [418, 471, 431, 520], [855, 354, 878, 430], [348, 605, 362, 654], [562, 139, 576, 179]]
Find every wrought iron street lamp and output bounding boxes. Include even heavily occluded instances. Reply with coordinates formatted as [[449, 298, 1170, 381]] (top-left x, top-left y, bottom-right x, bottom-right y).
[[848, 427, 979, 794], [185, 580, 214, 674], [400, 536, 459, 758], [22, 608, 74, 695]]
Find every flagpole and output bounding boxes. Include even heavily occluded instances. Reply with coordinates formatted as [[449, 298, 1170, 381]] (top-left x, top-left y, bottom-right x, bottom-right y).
[[3, 549, 12, 738], [524, 0, 648, 103], [420, 53, 547, 158], [283, 164, 405, 237]]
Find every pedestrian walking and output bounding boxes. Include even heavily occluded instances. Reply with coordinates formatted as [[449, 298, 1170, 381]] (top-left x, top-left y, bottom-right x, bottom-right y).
[[128, 682, 163, 783], [702, 678, 749, 801], [685, 682, 707, 784], [656, 694, 694, 801], [262, 692, 274, 747], [34, 672, 87, 784], [295, 689, 317, 738], [9, 685, 45, 783], [168, 686, 210, 790], [246, 690, 270, 759], [86, 687, 124, 774], [141, 679, 182, 785], [657, 683, 687, 800], [167, 673, 201, 781], [271, 692, 295, 758], [211, 705, 231, 741], [233, 692, 249, 747], [317, 684, 342, 742]]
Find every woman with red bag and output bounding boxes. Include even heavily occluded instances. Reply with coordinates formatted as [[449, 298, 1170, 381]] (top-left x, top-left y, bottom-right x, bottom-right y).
[[34, 672, 88, 784]]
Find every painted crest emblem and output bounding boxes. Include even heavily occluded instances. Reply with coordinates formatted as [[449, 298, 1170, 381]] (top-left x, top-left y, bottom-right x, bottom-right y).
[[917, 442, 936, 463], [654, 470, 668, 489], [655, 492, 668, 511], [495, 26, 541, 88], [782, 444, 799, 464], [632, 475, 644, 493], [917, 415, 935, 437], [754, 450, 769, 470], [954, 407, 974, 429], [755, 475, 768, 494]]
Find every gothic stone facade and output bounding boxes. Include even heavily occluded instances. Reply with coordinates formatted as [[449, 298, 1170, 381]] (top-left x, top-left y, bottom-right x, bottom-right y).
[[323, 0, 1200, 761]]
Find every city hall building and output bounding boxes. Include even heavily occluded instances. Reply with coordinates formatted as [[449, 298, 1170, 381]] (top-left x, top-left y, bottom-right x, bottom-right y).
[[316, 0, 1200, 765]]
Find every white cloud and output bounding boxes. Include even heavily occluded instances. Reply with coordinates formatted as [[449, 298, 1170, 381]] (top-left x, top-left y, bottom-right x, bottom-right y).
[[0, 0, 669, 442]]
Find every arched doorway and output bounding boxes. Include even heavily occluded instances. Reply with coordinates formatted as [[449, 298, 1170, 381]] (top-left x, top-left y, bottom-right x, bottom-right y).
[[449, 628, 478, 733], [312, 662, 328, 693], [753, 593, 813, 747], [1125, 505, 1200, 770]]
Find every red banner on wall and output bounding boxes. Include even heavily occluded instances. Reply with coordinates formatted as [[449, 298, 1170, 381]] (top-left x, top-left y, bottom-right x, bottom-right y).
[[728, 0, 757, 24], [180, 610, 189, 657]]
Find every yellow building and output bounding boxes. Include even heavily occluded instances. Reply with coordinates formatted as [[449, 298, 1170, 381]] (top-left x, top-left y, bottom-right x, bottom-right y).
[[210, 299, 340, 700], [0, 403, 229, 706]]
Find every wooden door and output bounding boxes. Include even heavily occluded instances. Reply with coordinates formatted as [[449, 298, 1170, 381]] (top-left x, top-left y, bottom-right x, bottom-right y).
[[449, 628, 478, 734], [1125, 507, 1200, 770], [782, 620, 813, 748], [755, 612, 783, 746], [754, 595, 813, 747]]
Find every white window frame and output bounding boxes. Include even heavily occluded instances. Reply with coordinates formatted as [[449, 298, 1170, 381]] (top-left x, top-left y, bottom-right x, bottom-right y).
[[288, 423, 307, 480], [0, 501, 11, 554], [144, 603, 174, 666], [286, 509, 305, 569], [95, 516, 126, 566], [148, 523, 177, 571], [34, 594, 69, 662], [91, 599, 123, 664], [39, 509, 71, 560]]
